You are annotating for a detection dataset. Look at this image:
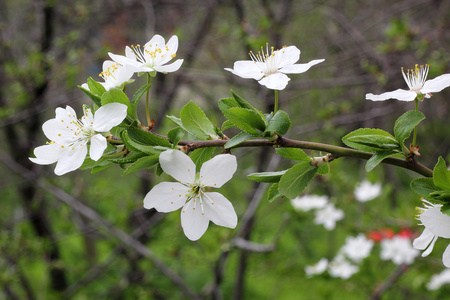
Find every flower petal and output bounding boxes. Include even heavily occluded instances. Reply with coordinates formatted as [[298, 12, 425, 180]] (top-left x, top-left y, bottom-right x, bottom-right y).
[[93, 103, 128, 132], [109, 52, 135, 66], [225, 61, 264, 80], [154, 59, 183, 73], [279, 59, 325, 74], [89, 134, 107, 161], [420, 205, 450, 238], [54, 144, 87, 175], [203, 192, 237, 229], [258, 73, 290, 90], [199, 154, 237, 188], [276, 46, 300, 68], [421, 74, 450, 94], [159, 150, 196, 184], [365, 89, 417, 101], [143, 182, 188, 212], [181, 200, 210, 241], [422, 236, 439, 257], [29, 144, 63, 165], [443, 245, 450, 267], [413, 228, 435, 250]]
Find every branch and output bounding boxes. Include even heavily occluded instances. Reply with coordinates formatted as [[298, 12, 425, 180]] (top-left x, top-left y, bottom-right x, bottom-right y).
[[178, 137, 433, 177]]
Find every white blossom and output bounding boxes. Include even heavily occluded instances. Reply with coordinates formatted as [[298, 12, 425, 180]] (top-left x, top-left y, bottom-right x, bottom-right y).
[[225, 44, 324, 90], [328, 254, 359, 279], [109, 34, 183, 74], [427, 269, 450, 290], [366, 64, 450, 101], [29, 103, 127, 175], [82, 60, 133, 91], [354, 180, 382, 202], [143, 150, 238, 241], [290, 194, 328, 212], [341, 234, 374, 263], [305, 258, 328, 277], [314, 203, 344, 230], [413, 199, 450, 267], [380, 235, 419, 265]]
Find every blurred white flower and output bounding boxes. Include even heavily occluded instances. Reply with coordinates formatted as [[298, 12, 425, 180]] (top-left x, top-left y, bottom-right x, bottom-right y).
[[109, 34, 183, 74], [427, 269, 450, 290], [354, 180, 382, 202], [328, 254, 359, 279], [341, 234, 374, 263], [314, 203, 344, 230], [290, 194, 328, 212], [225, 44, 324, 90], [380, 235, 419, 265], [82, 60, 133, 91], [413, 199, 450, 267], [29, 103, 127, 175], [366, 64, 450, 101], [144, 150, 238, 241], [305, 258, 328, 277]]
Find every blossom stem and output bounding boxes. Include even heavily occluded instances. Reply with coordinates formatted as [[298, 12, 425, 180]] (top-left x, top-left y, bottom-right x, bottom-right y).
[[412, 98, 419, 147], [145, 74, 151, 127], [274, 90, 279, 113]]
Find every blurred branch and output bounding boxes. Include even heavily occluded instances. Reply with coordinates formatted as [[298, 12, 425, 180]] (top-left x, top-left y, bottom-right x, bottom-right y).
[[231, 237, 275, 252], [370, 264, 409, 300]]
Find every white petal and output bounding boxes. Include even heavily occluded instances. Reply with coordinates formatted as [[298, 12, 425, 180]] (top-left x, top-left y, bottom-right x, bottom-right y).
[[29, 144, 63, 165], [93, 103, 128, 132], [109, 52, 134, 66], [279, 59, 325, 74], [125, 46, 136, 60], [276, 46, 300, 68], [413, 228, 435, 250], [422, 236, 439, 257], [258, 73, 290, 90], [89, 134, 107, 161], [420, 206, 450, 238], [159, 150, 196, 184], [199, 154, 237, 188], [225, 61, 264, 80], [54, 144, 87, 175], [203, 192, 237, 229], [365, 89, 417, 101], [443, 245, 450, 267], [154, 59, 183, 73], [42, 119, 75, 144], [181, 200, 210, 241], [146, 35, 165, 50], [143, 182, 188, 212], [421, 74, 450, 94]]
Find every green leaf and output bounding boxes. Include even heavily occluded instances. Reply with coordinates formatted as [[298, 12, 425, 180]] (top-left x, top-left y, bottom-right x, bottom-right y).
[[265, 110, 291, 135], [268, 183, 282, 203], [231, 90, 255, 110], [394, 110, 425, 146], [223, 107, 266, 135], [101, 88, 134, 119], [221, 120, 235, 131], [121, 130, 165, 155], [180, 101, 216, 140], [92, 164, 111, 174], [132, 83, 151, 106], [428, 190, 450, 202], [224, 132, 259, 149], [78, 85, 102, 107], [218, 97, 239, 112], [433, 157, 450, 190], [190, 147, 215, 172], [127, 127, 171, 148], [275, 148, 310, 161], [317, 164, 330, 175], [156, 163, 163, 176], [410, 178, 439, 198], [441, 203, 450, 217], [342, 128, 400, 152], [366, 151, 398, 172], [109, 151, 146, 164], [87, 77, 106, 96], [278, 162, 318, 199], [122, 154, 160, 175], [167, 127, 184, 147], [248, 170, 287, 183]]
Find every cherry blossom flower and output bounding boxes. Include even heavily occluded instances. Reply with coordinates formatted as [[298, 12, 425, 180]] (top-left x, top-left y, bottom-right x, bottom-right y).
[[366, 64, 450, 101], [328, 254, 359, 279], [290, 194, 328, 212], [82, 60, 134, 91], [143, 150, 238, 241], [314, 203, 344, 230], [354, 180, 382, 202], [29, 103, 127, 175], [304, 258, 328, 277], [109, 34, 183, 75], [225, 44, 324, 90], [341, 234, 374, 263], [380, 235, 419, 265], [413, 199, 450, 267], [427, 269, 450, 290]]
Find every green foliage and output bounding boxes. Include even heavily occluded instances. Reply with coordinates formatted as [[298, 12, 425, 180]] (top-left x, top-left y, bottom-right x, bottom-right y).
[[121, 154, 160, 175], [394, 110, 425, 146], [265, 110, 291, 136], [278, 162, 318, 199], [101, 88, 134, 119], [180, 101, 217, 140], [276, 148, 310, 161], [190, 147, 214, 172], [247, 170, 287, 183], [167, 127, 184, 147], [342, 128, 400, 152]]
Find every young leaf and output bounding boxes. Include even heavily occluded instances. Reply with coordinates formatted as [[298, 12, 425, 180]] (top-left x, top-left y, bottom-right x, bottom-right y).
[[132, 83, 151, 106], [342, 128, 400, 152], [167, 127, 184, 147], [317, 163, 330, 175], [278, 162, 318, 199], [265, 110, 291, 135], [222, 107, 266, 135], [127, 127, 172, 148], [87, 77, 106, 96], [248, 170, 288, 183], [428, 190, 450, 203], [433, 157, 450, 190], [221, 120, 235, 131], [268, 183, 282, 203], [101, 88, 134, 119], [410, 178, 439, 198], [190, 147, 215, 172], [366, 151, 398, 172], [78, 85, 102, 107], [231, 90, 255, 110], [275, 148, 310, 161], [122, 154, 160, 175], [218, 97, 240, 112], [180, 101, 216, 140], [121, 130, 160, 155], [394, 110, 425, 146], [224, 132, 259, 149]]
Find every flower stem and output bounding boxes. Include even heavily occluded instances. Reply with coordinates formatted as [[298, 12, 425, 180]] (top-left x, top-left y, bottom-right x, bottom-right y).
[[274, 90, 279, 113], [412, 98, 419, 147], [145, 74, 151, 127]]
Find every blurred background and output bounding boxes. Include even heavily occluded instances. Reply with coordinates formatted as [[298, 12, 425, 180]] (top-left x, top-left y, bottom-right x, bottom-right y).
[[1, 0, 450, 299]]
